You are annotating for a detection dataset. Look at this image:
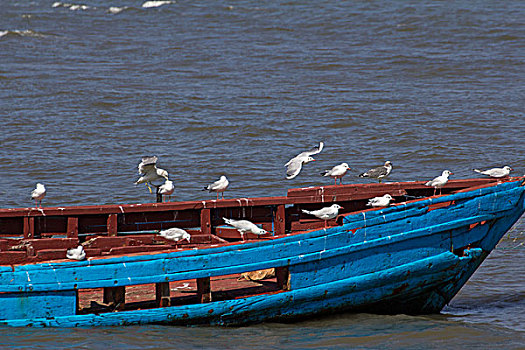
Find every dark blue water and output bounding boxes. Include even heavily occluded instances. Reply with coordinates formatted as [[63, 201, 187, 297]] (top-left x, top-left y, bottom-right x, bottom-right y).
[[1, 0, 524, 348]]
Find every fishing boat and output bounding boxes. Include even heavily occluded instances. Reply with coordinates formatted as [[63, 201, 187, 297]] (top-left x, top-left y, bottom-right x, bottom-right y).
[[0, 176, 523, 327]]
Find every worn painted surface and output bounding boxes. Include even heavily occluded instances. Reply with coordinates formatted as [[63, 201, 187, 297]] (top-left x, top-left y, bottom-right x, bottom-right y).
[[0, 178, 523, 327]]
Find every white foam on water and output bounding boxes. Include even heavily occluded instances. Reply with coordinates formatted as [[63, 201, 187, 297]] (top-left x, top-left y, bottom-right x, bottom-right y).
[[142, 1, 174, 8], [108, 6, 126, 14]]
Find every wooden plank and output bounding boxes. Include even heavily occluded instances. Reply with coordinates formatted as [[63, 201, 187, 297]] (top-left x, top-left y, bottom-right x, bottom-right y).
[[197, 277, 211, 303], [107, 214, 118, 237], [66, 217, 78, 239], [23, 217, 35, 239], [275, 266, 290, 291], [155, 282, 171, 307], [275, 205, 286, 235], [200, 209, 211, 236], [103, 286, 125, 310]]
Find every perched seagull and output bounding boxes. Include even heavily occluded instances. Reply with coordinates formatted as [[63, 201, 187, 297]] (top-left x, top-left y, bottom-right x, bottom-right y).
[[203, 175, 229, 200], [301, 204, 343, 228], [425, 170, 453, 196], [367, 194, 394, 207], [473, 166, 513, 178], [158, 227, 191, 245], [223, 218, 268, 241], [66, 245, 86, 261], [158, 179, 174, 202], [31, 183, 46, 208], [285, 142, 324, 180], [135, 156, 169, 193], [359, 161, 393, 183], [321, 163, 351, 185]]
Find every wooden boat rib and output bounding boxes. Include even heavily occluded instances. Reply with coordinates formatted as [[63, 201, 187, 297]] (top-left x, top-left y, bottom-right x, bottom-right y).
[[0, 177, 523, 327]]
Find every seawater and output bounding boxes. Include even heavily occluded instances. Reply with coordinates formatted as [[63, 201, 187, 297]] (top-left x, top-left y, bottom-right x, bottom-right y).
[[0, 0, 524, 348]]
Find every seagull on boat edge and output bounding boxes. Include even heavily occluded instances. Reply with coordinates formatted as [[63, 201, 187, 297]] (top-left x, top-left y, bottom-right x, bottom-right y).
[[425, 170, 453, 196], [158, 179, 174, 202], [473, 166, 513, 178], [31, 183, 46, 208], [223, 218, 268, 241], [203, 175, 229, 200], [321, 163, 351, 185], [367, 194, 394, 207], [301, 204, 343, 228], [358, 161, 392, 183], [285, 142, 324, 180]]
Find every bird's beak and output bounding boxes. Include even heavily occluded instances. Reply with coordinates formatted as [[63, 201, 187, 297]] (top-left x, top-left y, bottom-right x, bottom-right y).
[[391, 198, 396, 201]]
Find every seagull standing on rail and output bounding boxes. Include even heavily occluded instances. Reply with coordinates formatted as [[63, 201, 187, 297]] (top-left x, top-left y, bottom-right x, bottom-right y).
[[425, 170, 453, 196], [359, 161, 393, 183], [285, 142, 324, 180], [31, 183, 46, 208], [321, 163, 350, 185], [223, 218, 268, 241], [473, 166, 513, 178], [158, 179, 174, 202], [203, 175, 229, 200], [301, 204, 343, 228], [135, 156, 169, 193]]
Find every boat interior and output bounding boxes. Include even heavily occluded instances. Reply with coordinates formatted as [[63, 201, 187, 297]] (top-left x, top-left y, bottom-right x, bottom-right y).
[[0, 177, 508, 315]]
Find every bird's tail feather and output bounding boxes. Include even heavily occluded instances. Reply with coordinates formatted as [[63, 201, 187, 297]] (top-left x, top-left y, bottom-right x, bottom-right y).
[[301, 209, 311, 215], [321, 170, 329, 176], [358, 172, 368, 178], [223, 217, 232, 225], [473, 169, 482, 173]]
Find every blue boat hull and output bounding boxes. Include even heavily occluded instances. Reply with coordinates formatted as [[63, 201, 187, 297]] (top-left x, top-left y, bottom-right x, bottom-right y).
[[1, 179, 524, 327]]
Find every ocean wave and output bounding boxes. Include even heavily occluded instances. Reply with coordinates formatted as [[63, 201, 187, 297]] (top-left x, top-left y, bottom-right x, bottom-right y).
[[52, 2, 91, 11], [108, 6, 128, 14], [142, 1, 174, 8], [0, 29, 47, 39]]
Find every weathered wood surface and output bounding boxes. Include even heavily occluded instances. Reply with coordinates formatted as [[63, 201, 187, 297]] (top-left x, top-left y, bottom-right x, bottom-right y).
[[0, 177, 523, 327]]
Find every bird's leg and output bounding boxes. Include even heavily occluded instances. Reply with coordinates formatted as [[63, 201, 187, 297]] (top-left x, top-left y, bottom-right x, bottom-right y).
[[222, 192, 225, 200], [216, 192, 219, 201], [146, 182, 153, 194], [324, 220, 328, 228]]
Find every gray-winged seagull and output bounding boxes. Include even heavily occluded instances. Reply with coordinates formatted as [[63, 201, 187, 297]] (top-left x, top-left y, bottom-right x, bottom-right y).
[[359, 161, 392, 183]]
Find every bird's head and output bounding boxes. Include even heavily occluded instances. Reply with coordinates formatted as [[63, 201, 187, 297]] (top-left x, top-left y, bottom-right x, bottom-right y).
[[304, 156, 316, 164], [504, 166, 513, 172], [443, 170, 453, 176], [332, 204, 343, 210]]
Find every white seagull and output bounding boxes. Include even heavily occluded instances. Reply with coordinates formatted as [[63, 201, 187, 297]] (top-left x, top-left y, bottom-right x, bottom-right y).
[[223, 218, 268, 241], [203, 175, 229, 200], [473, 166, 513, 178], [285, 142, 324, 180], [158, 179, 175, 202], [301, 204, 343, 228], [425, 170, 453, 196], [359, 161, 393, 183], [158, 227, 191, 245], [31, 183, 46, 208], [366, 194, 394, 207], [321, 163, 351, 185], [135, 156, 169, 193], [66, 245, 86, 261]]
